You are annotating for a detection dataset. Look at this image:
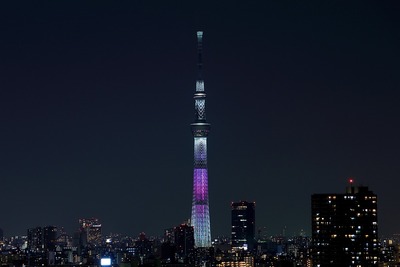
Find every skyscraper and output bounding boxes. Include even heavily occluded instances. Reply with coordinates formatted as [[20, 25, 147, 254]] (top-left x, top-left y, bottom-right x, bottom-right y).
[[79, 218, 102, 246], [311, 180, 379, 266], [190, 31, 211, 248], [27, 227, 44, 252], [231, 201, 256, 251], [43, 226, 57, 252], [174, 224, 195, 259]]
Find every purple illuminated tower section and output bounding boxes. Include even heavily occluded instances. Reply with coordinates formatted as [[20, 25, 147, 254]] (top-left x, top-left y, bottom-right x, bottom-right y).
[[190, 31, 211, 248]]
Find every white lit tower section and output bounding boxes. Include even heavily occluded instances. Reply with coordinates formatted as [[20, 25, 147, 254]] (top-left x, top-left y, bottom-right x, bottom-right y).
[[190, 31, 211, 248]]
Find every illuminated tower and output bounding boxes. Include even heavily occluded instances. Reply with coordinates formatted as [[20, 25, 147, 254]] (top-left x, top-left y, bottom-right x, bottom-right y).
[[190, 31, 211, 248]]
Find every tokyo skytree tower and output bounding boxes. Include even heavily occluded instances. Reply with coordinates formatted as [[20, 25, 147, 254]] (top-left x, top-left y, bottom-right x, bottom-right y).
[[190, 31, 211, 248]]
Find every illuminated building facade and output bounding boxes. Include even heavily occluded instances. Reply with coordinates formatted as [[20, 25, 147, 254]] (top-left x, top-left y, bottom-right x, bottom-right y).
[[311, 181, 379, 266], [216, 257, 254, 267], [79, 218, 102, 246], [231, 201, 255, 251], [190, 31, 211, 248]]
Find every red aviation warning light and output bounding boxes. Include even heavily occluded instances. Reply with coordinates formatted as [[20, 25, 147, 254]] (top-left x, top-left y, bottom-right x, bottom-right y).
[[346, 177, 356, 194]]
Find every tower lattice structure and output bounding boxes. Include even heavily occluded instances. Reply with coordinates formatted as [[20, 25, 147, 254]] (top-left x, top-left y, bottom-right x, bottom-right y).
[[190, 31, 211, 248]]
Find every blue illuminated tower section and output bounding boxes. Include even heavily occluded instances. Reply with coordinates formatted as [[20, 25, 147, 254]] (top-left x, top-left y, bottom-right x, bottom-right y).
[[190, 31, 211, 248]]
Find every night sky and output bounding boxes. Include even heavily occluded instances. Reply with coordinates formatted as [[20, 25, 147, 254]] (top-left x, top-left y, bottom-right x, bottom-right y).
[[1, 1, 400, 238]]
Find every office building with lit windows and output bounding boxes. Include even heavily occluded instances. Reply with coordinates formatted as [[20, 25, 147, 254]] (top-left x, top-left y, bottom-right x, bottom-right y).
[[27, 227, 43, 252], [79, 218, 102, 246], [231, 201, 255, 251], [311, 181, 379, 266]]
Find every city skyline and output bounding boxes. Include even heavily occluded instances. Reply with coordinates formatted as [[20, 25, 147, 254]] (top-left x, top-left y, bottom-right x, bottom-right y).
[[1, 1, 400, 238]]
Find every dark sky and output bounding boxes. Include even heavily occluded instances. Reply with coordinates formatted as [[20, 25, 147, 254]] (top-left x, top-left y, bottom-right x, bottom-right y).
[[1, 1, 399, 238]]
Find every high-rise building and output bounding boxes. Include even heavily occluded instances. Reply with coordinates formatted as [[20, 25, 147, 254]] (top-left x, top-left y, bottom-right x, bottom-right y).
[[174, 224, 195, 259], [231, 201, 256, 251], [164, 228, 175, 244], [190, 31, 211, 248], [43, 226, 57, 252], [27, 227, 44, 252], [311, 180, 379, 266], [135, 232, 153, 257], [79, 218, 102, 246]]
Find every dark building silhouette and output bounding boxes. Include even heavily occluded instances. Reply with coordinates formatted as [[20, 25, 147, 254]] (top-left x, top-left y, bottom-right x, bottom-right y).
[[43, 226, 57, 252], [311, 181, 379, 266], [164, 228, 175, 244], [27, 227, 44, 252], [161, 242, 176, 262], [27, 226, 58, 265], [0, 228, 3, 241], [231, 201, 255, 251], [174, 224, 195, 260], [135, 232, 153, 258]]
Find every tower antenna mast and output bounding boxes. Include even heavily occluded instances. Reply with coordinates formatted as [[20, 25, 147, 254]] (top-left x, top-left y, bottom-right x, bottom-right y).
[[190, 31, 211, 248]]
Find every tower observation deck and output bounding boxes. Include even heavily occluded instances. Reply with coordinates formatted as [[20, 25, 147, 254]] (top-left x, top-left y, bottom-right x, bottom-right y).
[[190, 31, 211, 248]]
